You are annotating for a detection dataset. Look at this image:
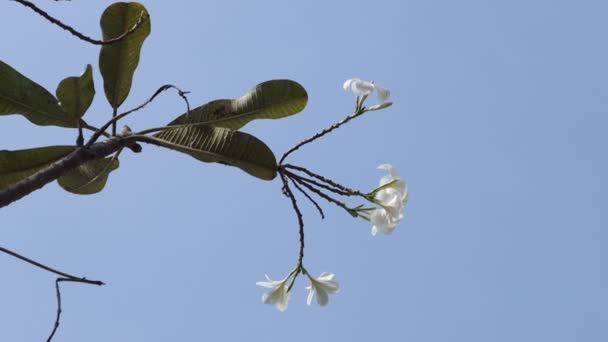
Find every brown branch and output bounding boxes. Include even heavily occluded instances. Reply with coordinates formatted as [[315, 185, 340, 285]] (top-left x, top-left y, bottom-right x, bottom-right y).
[[289, 177, 325, 219], [283, 164, 362, 196], [284, 169, 352, 197], [48, 278, 100, 342], [289, 173, 352, 213], [0, 245, 104, 341], [11, 0, 146, 45], [0, 137, 128, 208], [279, 109, 364, 165], [279, 170, 305, 266], [0, 246, 103, 284]]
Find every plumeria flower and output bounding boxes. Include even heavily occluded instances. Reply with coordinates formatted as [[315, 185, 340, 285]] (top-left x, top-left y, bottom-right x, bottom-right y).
[[305, 272, 340, 306], [343, 78, 391, 107], [378, 164, 407, 198], [370, 164, 408, 236], [256, 274, 291, 312]]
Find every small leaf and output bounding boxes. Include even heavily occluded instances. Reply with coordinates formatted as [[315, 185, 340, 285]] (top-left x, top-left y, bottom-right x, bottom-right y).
[[167, 80, 308, 129], [0, 146, 76, 189], [58, 157, 119, 195], [140, 126, 277, 180], [56, 64, 95, 119], [99, 2, 151, 109], [0, 60, 75, 127]]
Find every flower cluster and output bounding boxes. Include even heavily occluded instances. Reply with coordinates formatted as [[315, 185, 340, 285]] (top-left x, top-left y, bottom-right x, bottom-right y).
[[258, 78, 406, 311], [257, 269, 339, 311], [369, 164, 408, 236]]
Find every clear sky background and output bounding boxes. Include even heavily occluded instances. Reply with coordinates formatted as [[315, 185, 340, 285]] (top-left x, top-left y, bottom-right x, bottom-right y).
[[1, 0, 607, 341]]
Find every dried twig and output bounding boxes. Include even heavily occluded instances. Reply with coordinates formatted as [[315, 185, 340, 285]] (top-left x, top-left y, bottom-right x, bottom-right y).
[[0, 245, 104, 341]]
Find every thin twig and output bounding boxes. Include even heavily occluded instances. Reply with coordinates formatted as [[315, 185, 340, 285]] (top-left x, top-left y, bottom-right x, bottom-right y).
[[47, 277, 102, 342], [289, 177, 325, 219], [284, 169, 352, 197], [11, 0, 146, 45], [290, 174, 352, 213], [279, 170, 305, 265], [0, 245, 103, 285], [87, 84, 190, 146], [283, 164, 363, 196], [0, 246, 104, 341], [279, 110, 365, 165]]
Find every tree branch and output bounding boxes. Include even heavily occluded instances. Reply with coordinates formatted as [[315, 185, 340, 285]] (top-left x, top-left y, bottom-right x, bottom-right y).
[[0, 137, 128, 208], [11, 0, 147, 46], [0, 245, 104, 341]]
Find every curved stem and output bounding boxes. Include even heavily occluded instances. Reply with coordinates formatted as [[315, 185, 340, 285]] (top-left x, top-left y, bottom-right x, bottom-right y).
[[289, 177, 325, 219], [88, 84, 190, 146], [279, 109, 365, 165], [279, 170, 305, 266], [11, 0, 147, 46]]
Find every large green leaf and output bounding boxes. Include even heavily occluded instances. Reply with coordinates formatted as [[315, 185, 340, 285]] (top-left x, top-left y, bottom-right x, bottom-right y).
[[167, 80, 308, 130], [141, 126, 277, 180], [58, 157, 119, 195], [99, 2, 150, 109], [56, 64, 95, 120], [0, 61, 75, 127], [0, 146, 76, 189]]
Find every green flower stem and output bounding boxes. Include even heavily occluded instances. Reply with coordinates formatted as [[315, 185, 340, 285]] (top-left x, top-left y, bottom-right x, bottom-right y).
[[286, 267, 301, 293], [366, 179, 400, 200]]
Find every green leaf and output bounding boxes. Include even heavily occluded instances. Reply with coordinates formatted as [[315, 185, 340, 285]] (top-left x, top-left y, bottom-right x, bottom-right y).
[[56, 64, 95, 120], [99, 2, 151, 109], [0, 60, 75, 127], [141, 126, 277, 180], [0, 146, 76, 189], [58, 157, 119, 195], [167, 80, 308, 129]]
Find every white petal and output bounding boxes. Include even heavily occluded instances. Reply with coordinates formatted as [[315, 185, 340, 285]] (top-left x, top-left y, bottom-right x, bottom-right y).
[[370, 208, 397, 235], [315, 286, 329, 306], [343, 78, 360, 91], [371, 225, 378, 236], [256, 281, 278, 288], [378, 163, 400, 178], [256, 274, 282, 288], [374, 83, 391, 102], [276, 291, 290, 312], [318, 272, 335, 281], [306, 286, 315, 306], [351, 79, 375, 96]]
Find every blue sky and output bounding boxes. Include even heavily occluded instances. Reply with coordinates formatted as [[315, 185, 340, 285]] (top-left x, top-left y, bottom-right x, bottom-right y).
[[1, 0, 607, 341]]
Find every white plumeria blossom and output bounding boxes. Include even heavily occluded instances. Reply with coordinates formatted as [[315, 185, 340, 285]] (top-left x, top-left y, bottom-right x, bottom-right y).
[[256, 274, 291, 312], [343, 78, 391, 103], [370, 164, 408, 236], [305, 272, 340, 306]]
